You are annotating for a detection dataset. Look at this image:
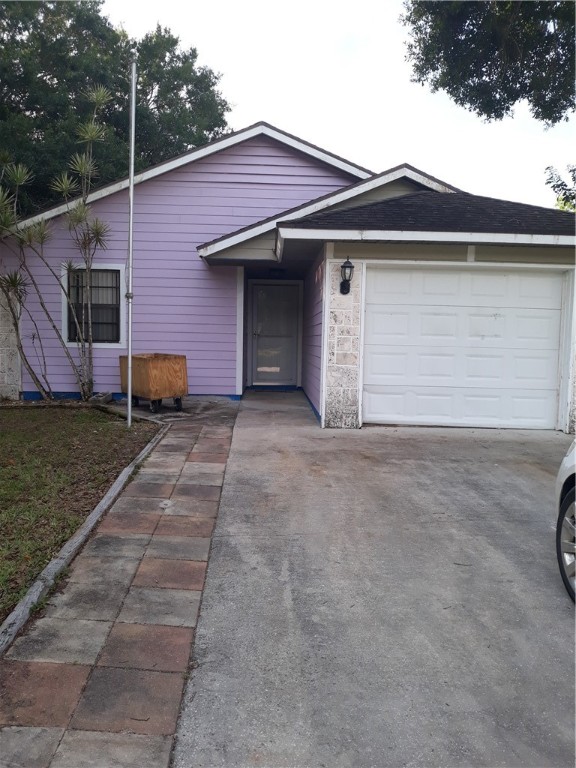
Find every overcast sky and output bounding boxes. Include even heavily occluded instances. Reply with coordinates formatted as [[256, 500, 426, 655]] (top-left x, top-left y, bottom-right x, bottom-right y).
[[102, 0, 575, 208]]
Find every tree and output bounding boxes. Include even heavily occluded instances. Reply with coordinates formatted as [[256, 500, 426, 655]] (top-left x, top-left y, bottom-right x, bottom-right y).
[[0, 1, 230, 213], [0, 86, 113, 400], [402, 1, 575, 125], [545, 165, 576, 211]]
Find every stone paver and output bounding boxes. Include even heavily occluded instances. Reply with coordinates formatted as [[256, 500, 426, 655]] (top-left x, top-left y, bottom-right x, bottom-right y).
[[171, 484, 221, 501], [50, 731, 172, 768], [71, 668, 184, 735], [181, 461, 226, 474], [43, 581, 128, 621], [131, 471, 181, 483], [155, 516, 214, 537], [122, 482, 175, 498], [97, 624, 193, 672], [109, 497, 168, 514], [146, 535, 210, 561], [192, 441, 230, 454], [0, 726, 64, 768], [68, 555, 139, 584], [161, 499, 219, 517], [133, 558, 206, 590], [177, 471, 224, 486], [82, 533, 150, 559], [0, 661, 90, 727], [6, 618, 111, 664], [0, 418, 235, 766], [97, 510, 161, 534], [186, 452, 228, 463], [118, 587, 201, 627]]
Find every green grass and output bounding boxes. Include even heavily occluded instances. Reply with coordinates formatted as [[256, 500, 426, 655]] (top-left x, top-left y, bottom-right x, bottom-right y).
[[0, 405, 159, 623]]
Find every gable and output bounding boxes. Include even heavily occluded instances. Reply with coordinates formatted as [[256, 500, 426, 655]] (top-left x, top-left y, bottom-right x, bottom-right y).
[[199, 164, 460, 262], [17, 122, 371, 229]]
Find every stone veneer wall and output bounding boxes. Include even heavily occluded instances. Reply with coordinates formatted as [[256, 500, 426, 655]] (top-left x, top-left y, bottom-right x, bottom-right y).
[[0, 297, 20, 399], [324, 261, 363, 428]]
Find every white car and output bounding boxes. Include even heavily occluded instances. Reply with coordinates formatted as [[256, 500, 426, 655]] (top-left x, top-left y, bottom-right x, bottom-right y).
[[556, 440, 575, 601]]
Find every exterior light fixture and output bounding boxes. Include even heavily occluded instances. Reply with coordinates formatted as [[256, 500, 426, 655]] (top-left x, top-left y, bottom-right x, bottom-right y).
[[340, 259, 354, 295]]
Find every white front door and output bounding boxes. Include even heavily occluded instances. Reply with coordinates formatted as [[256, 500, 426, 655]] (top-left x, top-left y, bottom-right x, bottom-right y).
[[363, 267, 565, 428], [250, 283, 301, 386]]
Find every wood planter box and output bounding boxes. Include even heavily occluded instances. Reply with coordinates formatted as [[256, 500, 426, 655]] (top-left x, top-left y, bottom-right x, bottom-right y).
[[119, 353, 188, 412]]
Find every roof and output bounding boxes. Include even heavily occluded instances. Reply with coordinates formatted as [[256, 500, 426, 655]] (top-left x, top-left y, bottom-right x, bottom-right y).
[[198, 164, 461, 258], [17, 122, 373, 228], [279, 191, 575, 237]]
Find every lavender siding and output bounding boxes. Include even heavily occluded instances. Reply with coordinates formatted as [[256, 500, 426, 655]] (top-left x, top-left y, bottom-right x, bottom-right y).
[[302, 252, 325, 414], [6, 136, 355, 396]]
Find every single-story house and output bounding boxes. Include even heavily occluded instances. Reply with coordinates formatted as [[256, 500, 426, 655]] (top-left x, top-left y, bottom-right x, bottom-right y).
[[0, 122, 574, 430]]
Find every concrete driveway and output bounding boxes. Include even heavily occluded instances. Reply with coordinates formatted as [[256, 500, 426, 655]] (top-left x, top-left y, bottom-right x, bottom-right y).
[[174, 392, 574, 768]]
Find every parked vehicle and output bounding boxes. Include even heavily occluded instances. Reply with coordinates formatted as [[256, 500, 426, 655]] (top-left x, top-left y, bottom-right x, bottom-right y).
[[556, 440, 575, 601]]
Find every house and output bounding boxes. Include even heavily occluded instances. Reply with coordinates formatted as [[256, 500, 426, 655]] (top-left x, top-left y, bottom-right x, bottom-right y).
[[0, 122, 574, 431]]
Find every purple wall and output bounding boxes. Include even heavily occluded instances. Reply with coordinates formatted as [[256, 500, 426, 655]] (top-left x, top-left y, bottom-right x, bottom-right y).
[[302, 252, 325, 414], [3, 135, 354, 396]]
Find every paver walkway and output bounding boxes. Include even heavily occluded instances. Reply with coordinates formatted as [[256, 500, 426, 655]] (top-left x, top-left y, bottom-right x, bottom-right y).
[[0, 418, 234, 768]]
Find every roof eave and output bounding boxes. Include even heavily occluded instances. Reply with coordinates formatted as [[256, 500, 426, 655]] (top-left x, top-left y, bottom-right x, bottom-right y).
[[276, 227, 575, 247]]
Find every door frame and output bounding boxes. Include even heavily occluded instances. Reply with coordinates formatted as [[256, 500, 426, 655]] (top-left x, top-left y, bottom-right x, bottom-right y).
[[246, 279, 303, 388]]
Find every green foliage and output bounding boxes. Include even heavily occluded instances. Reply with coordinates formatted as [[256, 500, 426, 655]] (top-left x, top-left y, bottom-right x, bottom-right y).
[[545, 165, 576, 211], [0, 186, 16, 229], [0, 1, 230, 213], [402, 1, 575, 125], [0, 270, 28, 304], [49, 171, 80, 199], [4, 163, 34, 188], [16, 220, 52, 248]]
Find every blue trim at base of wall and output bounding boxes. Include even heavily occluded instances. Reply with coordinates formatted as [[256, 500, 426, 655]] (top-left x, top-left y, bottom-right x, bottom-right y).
[[301, 391, 321, 423], [22, 391, 82, 401], [21, 391, 243, 402], [245, 385, 301, 392]]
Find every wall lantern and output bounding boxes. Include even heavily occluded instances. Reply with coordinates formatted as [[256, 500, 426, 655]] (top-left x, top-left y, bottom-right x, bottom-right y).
[[340, 259, 354, 295]]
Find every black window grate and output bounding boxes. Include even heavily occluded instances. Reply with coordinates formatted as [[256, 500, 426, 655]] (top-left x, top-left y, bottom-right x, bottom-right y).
[[67, 269, 120, 343]]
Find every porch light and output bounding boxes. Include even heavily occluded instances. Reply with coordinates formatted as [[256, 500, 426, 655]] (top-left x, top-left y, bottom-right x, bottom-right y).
[[340, 259, 354, 295]]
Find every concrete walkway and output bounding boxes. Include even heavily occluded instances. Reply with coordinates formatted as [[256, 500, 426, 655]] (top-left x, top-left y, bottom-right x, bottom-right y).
[[0, 406, 237, 768], [174, 393, 574, 768]]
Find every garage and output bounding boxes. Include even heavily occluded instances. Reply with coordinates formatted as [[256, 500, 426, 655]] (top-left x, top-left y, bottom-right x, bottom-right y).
[[363, 266, 565, 428]]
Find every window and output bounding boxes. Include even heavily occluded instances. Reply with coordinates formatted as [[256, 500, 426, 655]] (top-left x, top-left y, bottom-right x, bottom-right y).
[[67, 269, 121, 344]]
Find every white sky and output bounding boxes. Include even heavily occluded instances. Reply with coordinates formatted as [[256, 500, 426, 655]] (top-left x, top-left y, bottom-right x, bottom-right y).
[[102, 0, 575, 208]]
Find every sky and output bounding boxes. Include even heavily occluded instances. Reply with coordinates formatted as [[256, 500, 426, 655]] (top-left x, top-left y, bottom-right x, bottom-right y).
[[101, 0, 575, 208]]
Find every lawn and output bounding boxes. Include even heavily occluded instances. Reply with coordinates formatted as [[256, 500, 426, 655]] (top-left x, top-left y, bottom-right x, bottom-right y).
[[0, 405, 159, 624]]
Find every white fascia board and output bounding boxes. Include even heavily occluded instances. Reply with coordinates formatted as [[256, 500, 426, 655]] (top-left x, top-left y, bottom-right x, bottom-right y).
[[19, 125, 370, 229], [278, 228, 576, 247], [199, 166, 455, 259]]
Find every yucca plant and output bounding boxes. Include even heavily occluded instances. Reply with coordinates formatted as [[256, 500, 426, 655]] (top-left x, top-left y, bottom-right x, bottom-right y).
[[0, 84, 113, 401]]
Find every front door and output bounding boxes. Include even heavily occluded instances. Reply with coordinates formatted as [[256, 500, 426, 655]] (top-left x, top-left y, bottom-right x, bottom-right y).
[[250, 282, 301, 386]]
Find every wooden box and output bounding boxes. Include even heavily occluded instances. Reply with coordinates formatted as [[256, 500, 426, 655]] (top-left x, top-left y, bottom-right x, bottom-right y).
[[119, 354, 188, 401]]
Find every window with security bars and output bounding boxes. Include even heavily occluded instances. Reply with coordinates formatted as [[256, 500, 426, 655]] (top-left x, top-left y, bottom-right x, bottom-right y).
[[67, 269, 120, 343]]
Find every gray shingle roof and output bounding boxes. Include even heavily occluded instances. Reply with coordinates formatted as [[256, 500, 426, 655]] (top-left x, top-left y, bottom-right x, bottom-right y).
[[279, 192, 575, 236]]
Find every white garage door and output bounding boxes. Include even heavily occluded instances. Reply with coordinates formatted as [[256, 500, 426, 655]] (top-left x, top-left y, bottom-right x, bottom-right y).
[[363, 267, 564, 428]]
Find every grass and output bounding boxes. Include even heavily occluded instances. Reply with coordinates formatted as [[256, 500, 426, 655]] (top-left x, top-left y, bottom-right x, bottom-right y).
[[0, 405, 159, 624]]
